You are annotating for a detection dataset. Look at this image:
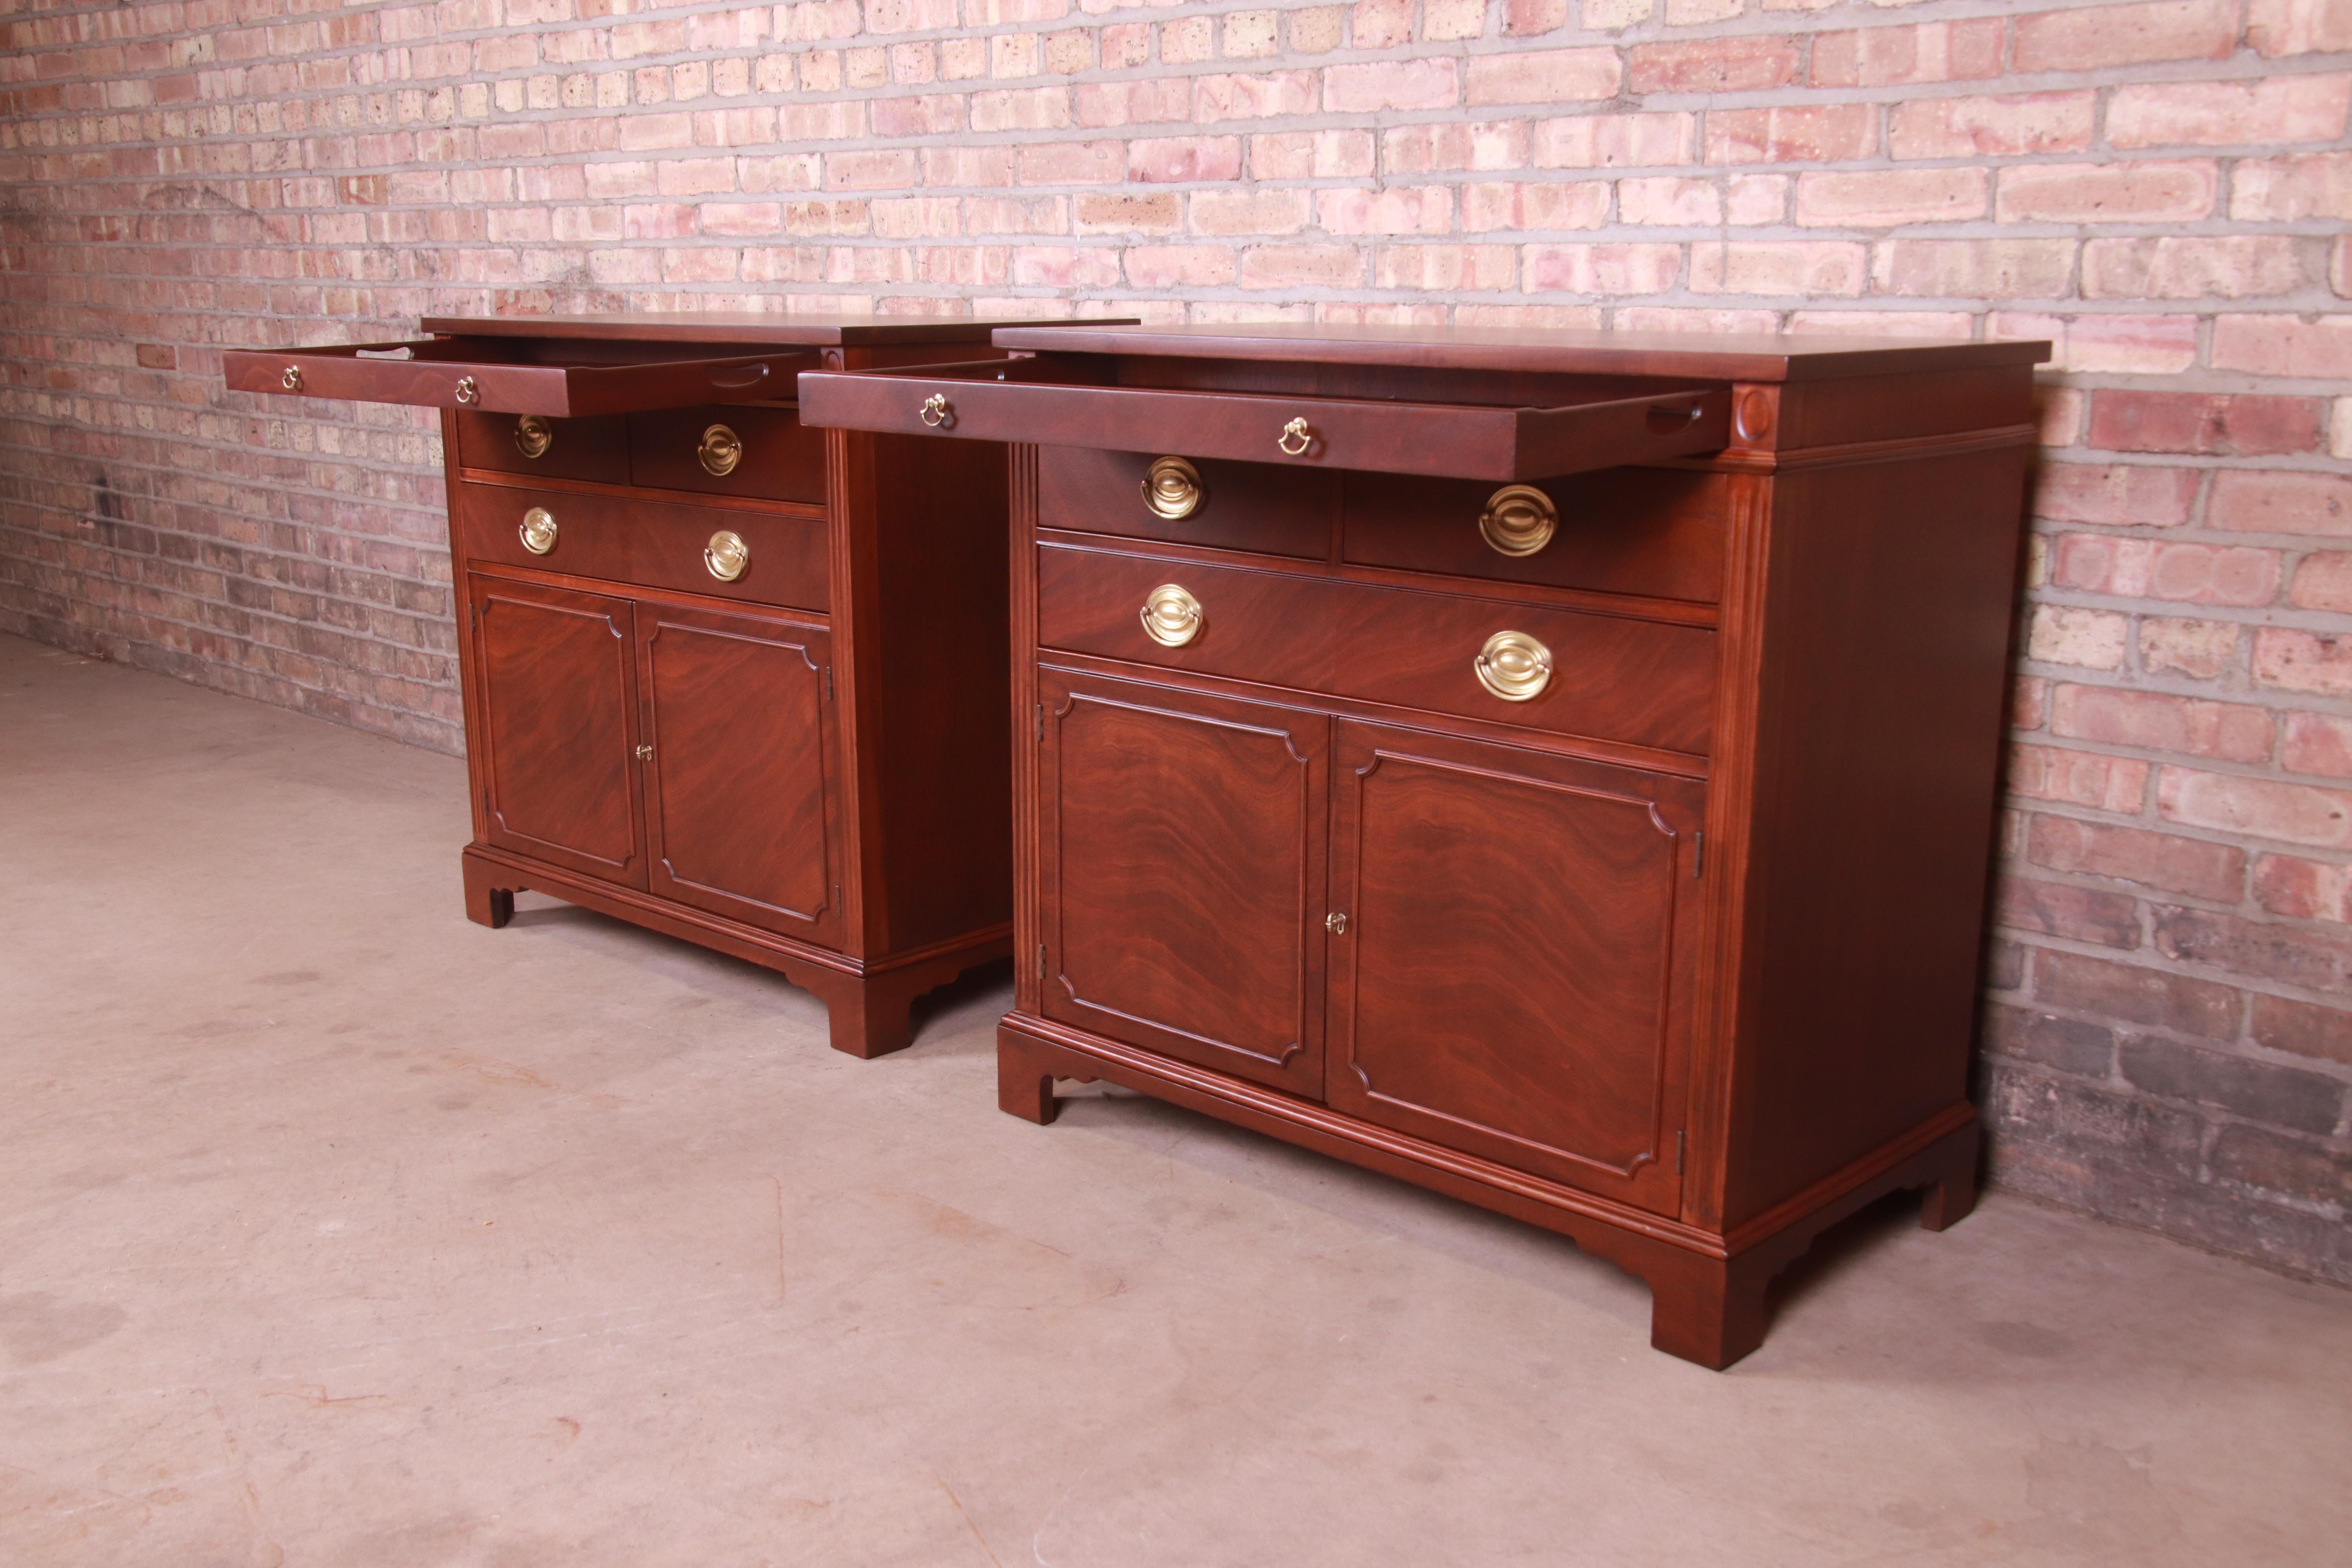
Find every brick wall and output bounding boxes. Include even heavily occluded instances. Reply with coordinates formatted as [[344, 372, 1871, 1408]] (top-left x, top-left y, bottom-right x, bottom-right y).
[[3, 0, 2347, 1279]]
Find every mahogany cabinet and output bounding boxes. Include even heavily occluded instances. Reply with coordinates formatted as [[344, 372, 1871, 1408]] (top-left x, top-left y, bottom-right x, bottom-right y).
[[227, 314, 1113, 1057], [801, 324, 2047, 1367]]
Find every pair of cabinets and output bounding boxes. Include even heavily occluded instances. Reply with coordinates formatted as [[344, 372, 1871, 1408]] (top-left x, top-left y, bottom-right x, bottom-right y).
[[1038, 671, 1703, 1219], [466, 576, 838, 950]]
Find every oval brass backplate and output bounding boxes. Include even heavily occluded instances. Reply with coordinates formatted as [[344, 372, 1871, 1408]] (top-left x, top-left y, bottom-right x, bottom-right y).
[[519, 507, 558, 556], [1140, 583, 1203, 648], [514, 415, 553, 459], [704, 529, 750, 582], [1142, 456, 1205, 521], [1474, 630, 1552, 702], [1478, 485, 1558, 557], [699, 424, 743, 477]]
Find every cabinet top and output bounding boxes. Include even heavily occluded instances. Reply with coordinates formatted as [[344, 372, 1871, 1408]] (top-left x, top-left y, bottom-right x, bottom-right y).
[[991, 323, 2051, 383], [418, 312, 1132, 347]]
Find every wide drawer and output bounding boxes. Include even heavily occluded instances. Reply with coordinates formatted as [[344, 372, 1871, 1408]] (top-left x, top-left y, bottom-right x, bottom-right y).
[[1343, 470, 1727, 603], [1037, 446, 1333, 559], [629, 405, 827, 504], [800, 358, 1730, 482], [454, 483, 828, 613], [455, 412, 631, 484], [226, 337, 813, 415], [1036, 543, 1713, 756]]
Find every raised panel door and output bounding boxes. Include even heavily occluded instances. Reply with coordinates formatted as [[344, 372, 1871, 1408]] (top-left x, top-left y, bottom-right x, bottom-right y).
[[1326, 722, 1703, 1215], [469, 575, 646, 887], [639, 603, 843, 947], [1038, 670, 1328, 1096]]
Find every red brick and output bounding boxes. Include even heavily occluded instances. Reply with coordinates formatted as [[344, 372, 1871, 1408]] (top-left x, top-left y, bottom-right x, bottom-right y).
[[1998, 875, 2143, 949], [1702, 105, 1877, 165], [2034, 463, 2199, 527], [2140, 618, 2244, 680], [2208, 471, 2352, 539], [1125, 136, 1242, 185], [1465, 48, 1618, 105], [2053, 685, 2278, 764], [2212, 316, 2352, 380], [2052, 534, 2281, 608], [1873, 239, 2074, 299], [2087, 392, 2324, 457], [2082, 236, 2305, 301], [2009, 743, 2152, 811], [1795, 168, 1986, 227], [2159, 765, 2352, 848], [2108, 75, 2352, 148], [2248, 0, 2352, 57], [1890, 94, 2096, 160], [1504, 0, 1568, 35], [2012, 1, 2237, 72], [2250, 991, 2352, 1066], [2254, 630, 2352, 698], [2033, 949, 2243, 1039], [1628, 37, 1798, 95], [2151, 906, 2352, 996], [2283, 711, 2352, 779], [2254, 854, 2352, 922], [1523, 243, 1682, 294], [1811, 19, 2003, 87], [2290, 554, 2352, 616], [2229, 151, 2352, 221], [1996, 161, 2218, 224], [2026, 815, 2249, 902], [1325, 58, 1458, 113]]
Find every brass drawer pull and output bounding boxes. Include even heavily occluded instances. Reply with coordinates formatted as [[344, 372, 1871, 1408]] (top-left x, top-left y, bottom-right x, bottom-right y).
[[635, 744, 654, 761], [518, 506, 557, 555], [453, 376, 479, 405], [704, 530, 750, 582], [280, 365, 302, 391], [1474, 630, 1551, 702], [1142, 456, 1205, 521], [1140, 583, 1203, 648], [514, 415, 553, 459], [920, 393, 952, 428], [1326, 912, 1348, 935], [1479, 485, 1557, 557], [1277, 417, 1313, 457], [699, 424, 742, 477]]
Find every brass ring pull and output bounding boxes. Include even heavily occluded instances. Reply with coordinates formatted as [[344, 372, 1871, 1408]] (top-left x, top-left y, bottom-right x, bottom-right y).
[[1142, 456, 1205, 521], [698, 424, 742, 477], [920, 393, 952, 428], [280, 366, 302, 391], [453, 376, 479, 405], [519, 506, 558, 555], [1479, 485, 1557, 557], [704, 530, 750, 582], [514, 415, 553, 459], [1277, 417, 1312, 457], [1474, 630, 1552, 702], [1140, 583, 1203, 648]]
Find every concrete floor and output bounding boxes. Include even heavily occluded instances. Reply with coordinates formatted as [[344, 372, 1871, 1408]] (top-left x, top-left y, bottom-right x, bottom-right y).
[[2, 630, 2347, 1567]]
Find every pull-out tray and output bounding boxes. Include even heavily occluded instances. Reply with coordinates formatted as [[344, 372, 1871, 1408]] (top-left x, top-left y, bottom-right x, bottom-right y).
[[797, 358, 1730, 481], [223, 338, 813, 415]]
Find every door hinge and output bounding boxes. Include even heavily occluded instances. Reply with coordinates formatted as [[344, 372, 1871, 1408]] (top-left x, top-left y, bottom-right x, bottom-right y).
[[1675, 1130, 1687, 1174], [824, 665, 833, 701], [469, 603, 478, 632], [482, 786, 490, 814], [1036, 942, 1047, 978], [1035, 702, 1044, 742], [1693, 829, 1705, 878], [834, 882, 841, 908]]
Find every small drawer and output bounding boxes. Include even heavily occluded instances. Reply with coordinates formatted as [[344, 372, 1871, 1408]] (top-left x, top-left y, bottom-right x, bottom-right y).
[[1343, 470, 1727, 604], [454, 412, 630, 484], [1037, 445, 1332, 560], [1036, 543, 1712, 756], [628, 405, 826, 503], [454, 484, 829, 613]]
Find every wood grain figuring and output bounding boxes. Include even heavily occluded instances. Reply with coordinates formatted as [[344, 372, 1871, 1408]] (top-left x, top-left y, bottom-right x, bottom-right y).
[[1040, 671, 1328, 1095], [1034, 543, 1716, 756], [641, 605, 841, 945], [1327, 724, 1703, 1215], [469, 575, 644, 887], [224, 339, 816, 415], [1037, 445, 1335, 560], [629, 404, 827, 503], [456, 412, 631, 483], [452, 481, 828, 613], [1341, 469, 1726, 603]]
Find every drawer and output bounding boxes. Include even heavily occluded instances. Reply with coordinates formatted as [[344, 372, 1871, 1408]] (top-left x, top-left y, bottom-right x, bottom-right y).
[[629, 405, 827, 503], [1343, 470, 1726, 603], [1037, 445, 1332, 559], [454, 412, 630, 484], [224, 337, 811, 414], [455, 484, 828, 613], [1036, 543, 1712, 756]]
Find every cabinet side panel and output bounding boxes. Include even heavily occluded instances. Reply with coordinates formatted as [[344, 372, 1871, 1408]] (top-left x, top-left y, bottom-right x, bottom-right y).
[[1723, 444, 2029, 1226], [868, 430, 1015, 955]]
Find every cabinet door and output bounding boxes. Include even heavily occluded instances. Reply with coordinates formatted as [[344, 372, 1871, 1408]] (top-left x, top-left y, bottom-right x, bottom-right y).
[[639, 603, 843, 948], [1326, 722, 1703, 1216], [1039, 671, 1329, 1096], [469, 575, 646, 887]]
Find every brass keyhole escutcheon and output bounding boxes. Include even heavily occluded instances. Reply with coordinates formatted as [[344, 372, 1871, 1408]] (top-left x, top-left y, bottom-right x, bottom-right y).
[[1479, 485, 1557, 557], [280, 366, 302, 391], [1140, 583, 1203, 648], [1142, 456, 1205, 521], [698, 424, 743, 477], [1326, 912, 1348, 935], [919, 393, 952, 428], [704, 530, 750, 582], [519, 506, 558, 555], [635, 744, 654, 761], [1277, 417, 1313, 457], [1474, 630, 1552, 702], [453, 375, 479, 405], [514, 415, 553, 459]]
